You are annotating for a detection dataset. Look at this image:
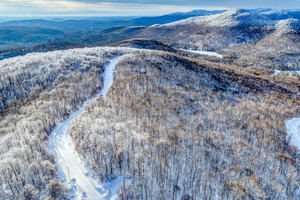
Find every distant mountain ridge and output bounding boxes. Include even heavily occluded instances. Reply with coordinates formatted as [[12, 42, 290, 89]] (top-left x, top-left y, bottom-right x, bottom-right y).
[[161, 9, 274, 27], [0, 8, 298, 32], [0, 26, 78, 50], [136, 9, 276, 51], [0, 19, 132, 32], [0, 10, 226, 32], [0, 8, 299, 68]]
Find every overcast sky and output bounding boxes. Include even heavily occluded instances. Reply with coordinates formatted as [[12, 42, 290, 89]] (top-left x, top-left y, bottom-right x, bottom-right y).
[[1, 0, 299, 17]]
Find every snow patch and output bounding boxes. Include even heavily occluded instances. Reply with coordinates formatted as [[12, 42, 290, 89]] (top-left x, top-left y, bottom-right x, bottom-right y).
[[273, 70, 281, 75], [286, 118, 300, 150], [181, 49, 223, 58], [273, 69, 300, 76]]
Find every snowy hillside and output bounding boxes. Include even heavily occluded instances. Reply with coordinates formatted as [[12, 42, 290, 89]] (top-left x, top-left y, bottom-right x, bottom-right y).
[[274, 18, 300, 36], [140, 9, 276, 51], [223, 17, 300, 70], [162, 9, 274, 27]]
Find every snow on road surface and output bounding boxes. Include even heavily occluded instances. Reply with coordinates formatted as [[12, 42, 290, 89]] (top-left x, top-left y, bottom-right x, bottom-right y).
[[47, 56, 123, 200], [286, 118, 300, 150], [180, 49, 223, 58], [101, 57, 121, 97]]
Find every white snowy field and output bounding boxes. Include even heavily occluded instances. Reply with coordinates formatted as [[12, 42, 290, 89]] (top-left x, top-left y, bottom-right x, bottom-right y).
[[47, 56, 124, 200], [180, 49, 223, 58]]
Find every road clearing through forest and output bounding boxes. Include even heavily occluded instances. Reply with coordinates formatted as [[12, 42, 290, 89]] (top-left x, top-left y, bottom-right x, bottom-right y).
[[47, 56, 123, 200]]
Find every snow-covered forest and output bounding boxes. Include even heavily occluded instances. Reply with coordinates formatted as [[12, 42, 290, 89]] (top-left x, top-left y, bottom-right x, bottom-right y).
[[0, 45, 300, 199], [67, 52, 300, 199]]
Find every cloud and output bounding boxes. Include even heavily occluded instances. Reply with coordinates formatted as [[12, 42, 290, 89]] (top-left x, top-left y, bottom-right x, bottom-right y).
[[69, 0, 300, 7], [0, 0, 227, 16], [0, 0, 299, 17]]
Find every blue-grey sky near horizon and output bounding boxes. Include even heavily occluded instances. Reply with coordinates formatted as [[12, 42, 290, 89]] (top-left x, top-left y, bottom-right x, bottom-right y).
[[1, 0, 299, 17]]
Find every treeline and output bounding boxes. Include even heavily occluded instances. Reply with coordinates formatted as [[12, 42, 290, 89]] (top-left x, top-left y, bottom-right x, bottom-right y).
[[69, 53, 300, 199]]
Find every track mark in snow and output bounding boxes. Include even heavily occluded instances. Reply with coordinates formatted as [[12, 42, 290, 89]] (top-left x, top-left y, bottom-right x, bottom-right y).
[[286, 118, 300, 150], [47, 56, 123, 200]]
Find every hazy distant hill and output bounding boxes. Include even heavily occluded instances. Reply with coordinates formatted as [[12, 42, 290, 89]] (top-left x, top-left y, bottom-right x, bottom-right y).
[[0, 26, 81, 50], [0, 19, 133, 32], [0, 10, 226, 32]]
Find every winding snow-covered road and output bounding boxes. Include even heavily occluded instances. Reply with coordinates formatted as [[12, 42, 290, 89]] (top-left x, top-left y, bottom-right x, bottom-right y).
[[47, 56, 123, 200]]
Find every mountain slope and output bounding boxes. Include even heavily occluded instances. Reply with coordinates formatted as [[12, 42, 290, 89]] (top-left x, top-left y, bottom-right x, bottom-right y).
[[163, 8, 273, 27], [223, 18, 300, 69], [138, 9, 275, 51]]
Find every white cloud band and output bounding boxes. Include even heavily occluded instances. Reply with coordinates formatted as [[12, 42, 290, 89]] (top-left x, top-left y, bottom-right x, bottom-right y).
[[0, 0, 226, 17]]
